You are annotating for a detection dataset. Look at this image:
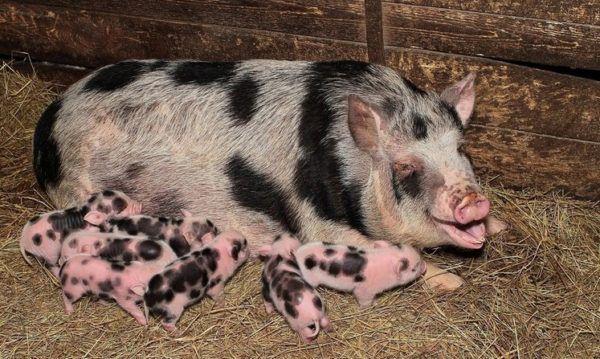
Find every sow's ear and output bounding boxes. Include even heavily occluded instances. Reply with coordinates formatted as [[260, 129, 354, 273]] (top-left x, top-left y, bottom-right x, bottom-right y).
[[347, 94, 386, 159], [440, 72, 476, 126]]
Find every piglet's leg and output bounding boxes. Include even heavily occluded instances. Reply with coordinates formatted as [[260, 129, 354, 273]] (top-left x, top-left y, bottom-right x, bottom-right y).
[[422, 262, 464, 292], [263, 300, 275, 314], [116, 298, 147, 326], [207, 282, 226, 304], [353, 287, 375, 308], [62, 293, 74, 314], [302, 223, 373, 248]]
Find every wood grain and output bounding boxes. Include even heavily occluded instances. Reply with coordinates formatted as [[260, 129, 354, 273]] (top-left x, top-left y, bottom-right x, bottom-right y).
[[364, 0, 385, 64], [383, 3, 600, 70], [0, 2, 368, 68], [18, 0, 367, 42], [384, 0, 600, 26], [386, 48, 600, 143], [465, 125, 599, 199]]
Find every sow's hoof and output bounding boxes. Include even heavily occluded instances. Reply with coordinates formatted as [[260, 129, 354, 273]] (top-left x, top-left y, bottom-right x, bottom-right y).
[[423, 272, 465, 292]]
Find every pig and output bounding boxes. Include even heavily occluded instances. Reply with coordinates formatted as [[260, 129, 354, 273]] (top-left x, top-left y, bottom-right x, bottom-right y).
[[60, 254, 162, 325], [59, 231, 183, 268], [143, 231, 249, 331], [295, 241, 426, 307], [20, 190, 142, 276], [34, 60, 507, 290], [259, 234, 331, 343], [87, 209, 218, 257]]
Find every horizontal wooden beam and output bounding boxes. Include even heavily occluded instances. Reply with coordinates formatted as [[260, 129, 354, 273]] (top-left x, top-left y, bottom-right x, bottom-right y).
[[383, 3, 600, 70], [0, 2, 368, 68], [384, 0, 600, 26], [18, 0, 367, 43]]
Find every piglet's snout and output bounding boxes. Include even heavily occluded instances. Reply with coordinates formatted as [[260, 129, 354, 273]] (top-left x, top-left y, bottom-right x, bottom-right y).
[[454, 193, 490, 224]]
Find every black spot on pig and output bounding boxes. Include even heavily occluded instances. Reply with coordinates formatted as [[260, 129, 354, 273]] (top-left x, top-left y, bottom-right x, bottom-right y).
[[70, 277, 79, 285], [442, 102, 464, 132], [382, 97, 399, 117], [46, 230, 56, 241], [111, 197, 127, 213], [102, 190, 115, 197], [168, 237, 190, 257], [181, 262, 203, 286], [313, 296, 322, 310], [137, 217, 162, 237], [87, 195, 97, 203], [84, 61, 145, 92], [49, 207, 85, 232], [111, 263, 125, 272], [99, 280, 114, 292], [286, 259, 299, 270], [32, 234, 42, 246], [284, 301, 298, 318], [82, 259, 89, 265], [82, 279, 89, 285], [61, 273, 68, 286], [399, 258, 409, 271], [189, 289, 201, 299], [319, 262, 327, 271], [150, 60, 167, 71], [208, 276, 221, 289], [137, 240, 162, 261], [99, 238, 129, 260], [64, 292, 73, 301], [229, 74, 260, 126], [401, 171, 422, 199], [148, 275, 163, 291], [33, 99, 63, 191], [29, 215, 41, 224], [295, 61, 371, 238], [226, 154, 300, 234], [412, 113, 428, 140], [68, 238, 78, 248], [200, 248, 219, 271], [324, 248, 336, 257], [98, 293, 110, 301], [169, 274, 186, 293], [304, 256, 317, 270], [342, 252, 366, 276], [109, 217, 138, 235], [328, 261, 341, 276], [354, 274, 365, 282], [171, 61, 236, 86], [403, 77, 428, 96]]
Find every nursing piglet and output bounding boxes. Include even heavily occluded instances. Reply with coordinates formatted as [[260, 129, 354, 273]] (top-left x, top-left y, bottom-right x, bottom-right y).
[[295, 241, 426, 307], [144, 231, 249, 331], [60, 255, 162, 325], [20, 190, 141, 276], [259, 234, 331, 343]]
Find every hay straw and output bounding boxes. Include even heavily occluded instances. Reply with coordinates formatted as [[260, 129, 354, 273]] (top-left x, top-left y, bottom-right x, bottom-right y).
[[0, 62, 598, 358]]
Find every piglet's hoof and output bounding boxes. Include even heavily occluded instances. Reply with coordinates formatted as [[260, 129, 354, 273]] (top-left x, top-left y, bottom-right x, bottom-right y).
[[423, 271, 465, 292], [485, 216, 508, 236]]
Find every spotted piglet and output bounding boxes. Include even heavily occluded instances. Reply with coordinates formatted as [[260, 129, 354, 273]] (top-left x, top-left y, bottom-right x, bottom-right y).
[[60, 255, 163, 325], [295, 241, 426, 307], [86, 210, 217, 257], [20, 190, 142, 276], [259, 234, 331, 343], [144, 231, 249, 331], [60, 232, 185, 268]]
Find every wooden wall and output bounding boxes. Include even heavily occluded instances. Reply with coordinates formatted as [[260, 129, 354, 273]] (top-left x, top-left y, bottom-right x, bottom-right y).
[[0, 0, 598, 199]]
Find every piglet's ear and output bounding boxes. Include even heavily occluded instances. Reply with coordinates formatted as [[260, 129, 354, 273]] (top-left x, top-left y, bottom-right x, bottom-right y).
[[84, 211, 108, 226], [257, 245, 272, 257], [347, 94, 386, 160], [181, 209, 193, 217], [200, 232, 215, 244], [440, 72, 476, 126], [130, 284, 145, 296]]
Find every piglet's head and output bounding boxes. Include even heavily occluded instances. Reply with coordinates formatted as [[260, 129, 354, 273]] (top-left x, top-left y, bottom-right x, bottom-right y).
[[393, 244, 426, 285], [347, 73, 494, 249], [213, 230, 250, 264], [258, 233, 301, 260], [180, 210, 219, 246], [86, 189, 142, 218]]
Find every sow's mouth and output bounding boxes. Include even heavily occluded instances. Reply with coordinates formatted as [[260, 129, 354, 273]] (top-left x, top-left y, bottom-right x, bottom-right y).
[[432, 217, 486, 249]]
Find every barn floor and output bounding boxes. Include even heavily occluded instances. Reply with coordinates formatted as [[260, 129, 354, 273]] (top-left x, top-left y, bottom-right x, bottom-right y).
[[1, 63, 598, 358]]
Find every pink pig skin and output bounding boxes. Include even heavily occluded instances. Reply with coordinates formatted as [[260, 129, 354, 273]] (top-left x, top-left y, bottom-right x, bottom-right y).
[[295, 241, 426, 307], [20, 190, 142, 277], [259, 234, 331, 343], [60, 254, 163, 325], [60, 231, 178, 268]]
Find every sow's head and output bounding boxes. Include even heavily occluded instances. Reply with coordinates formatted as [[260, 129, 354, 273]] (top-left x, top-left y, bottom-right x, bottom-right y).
[[347, 73, 490, 249]]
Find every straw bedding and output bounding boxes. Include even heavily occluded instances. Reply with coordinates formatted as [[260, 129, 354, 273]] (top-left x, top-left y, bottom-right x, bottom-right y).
[[0, 62, 598, 358]]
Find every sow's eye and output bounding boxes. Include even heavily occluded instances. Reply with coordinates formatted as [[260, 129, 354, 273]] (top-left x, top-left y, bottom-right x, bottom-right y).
[[392, 163, 416, 179]]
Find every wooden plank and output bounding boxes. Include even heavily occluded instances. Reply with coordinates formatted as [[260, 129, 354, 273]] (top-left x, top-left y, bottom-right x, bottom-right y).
[[383, 3, 600, 70], [464, 125, 599, 200], [386, 48, 600, 143], [384, 0, 600, 26], [18, 0, 366, 43], [364, 0, 385, 64], [0, 2, 368, 69]]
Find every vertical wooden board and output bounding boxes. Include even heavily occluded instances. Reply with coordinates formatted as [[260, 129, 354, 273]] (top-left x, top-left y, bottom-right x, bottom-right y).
[[383, 3, 600, 70], [0, 2, 368, 69], [19, 0, 367, 42], [385, 48, 600, 143], [384, 0, 600, 26], [364, 0, 385, 64], [464, 126, 600, 199]]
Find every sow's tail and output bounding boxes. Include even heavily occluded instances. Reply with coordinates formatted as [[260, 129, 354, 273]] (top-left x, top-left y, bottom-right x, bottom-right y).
[[33, 99, 63, 192]]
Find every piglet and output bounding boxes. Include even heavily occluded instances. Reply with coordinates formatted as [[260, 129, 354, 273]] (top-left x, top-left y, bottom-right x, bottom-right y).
[[60, 231, 187, 268], [20, 190, 142, 276], [259, 234, 331, 343], [85, 210, 217, 257], [60, 254, 162, 325], [295, 241, 426, 307], [144, 231, 249, 331]]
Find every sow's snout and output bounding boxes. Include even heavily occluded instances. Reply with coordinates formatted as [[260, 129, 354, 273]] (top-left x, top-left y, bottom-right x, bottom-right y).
[[454, 192, 490, 224]]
